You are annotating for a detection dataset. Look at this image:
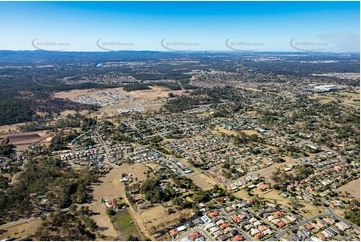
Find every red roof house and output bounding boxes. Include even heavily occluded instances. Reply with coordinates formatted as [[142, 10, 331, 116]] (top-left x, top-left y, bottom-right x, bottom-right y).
[[255, 233, 264, 239], [258, 225, 267, 232], [233, 235, 244, 241], [209, 211, 219, 217], [220, 223, 229, 229], [170, 229, 178, 237], [233, 216, 241, 223], [306, 225, 314, 230], [105, 199, 117, 208], [277, 221, 286, 228], [133, 194, 144, 201], [189, 232, 201, 241]]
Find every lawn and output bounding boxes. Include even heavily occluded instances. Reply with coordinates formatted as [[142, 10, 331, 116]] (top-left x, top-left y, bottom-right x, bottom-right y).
[[313, 90, 360, 107], [111, 209, 140, 240]]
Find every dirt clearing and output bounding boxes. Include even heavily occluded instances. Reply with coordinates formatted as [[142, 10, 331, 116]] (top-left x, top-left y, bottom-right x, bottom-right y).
[[0, 218, 42, 240], [139, 205, 193, 233], [0, 123, 26, 134], [187, 173, 217, 190], [0, 130, 53, 146], [249, 158, 296, 184], [91, 163, 150, 202], [53, 85, 186, 114], [338, 178, 360, 199], [88, 163, 150, 239]]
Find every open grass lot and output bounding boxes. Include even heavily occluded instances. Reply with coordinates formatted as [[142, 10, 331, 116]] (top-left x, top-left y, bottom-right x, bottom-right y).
[[59, 109, 90, 117], [248, 157, 296, 184], [130, 86, 185, 108], [297, 201, 327, 218], [250, 189, 326, 218], [88, 163, 150, 239], [338, 178, 360, 199], [111, 209, 140, 240], [233, 189, 252, 200], [309, 94, 336, 104], [332, 207, 347, 218], [0, 218, 42, 240], [88, 202, 118, 239], [310, 89, 360, 107], [92, 163, 150, 202], [236, 86, 263, 92], [240, 129, 262, 136], [187, 172, 217, 190], [253, 189, 291, 207], [0, 123, 26, 134], [213, 125, 238, 135], [139, 204, 193, 233]]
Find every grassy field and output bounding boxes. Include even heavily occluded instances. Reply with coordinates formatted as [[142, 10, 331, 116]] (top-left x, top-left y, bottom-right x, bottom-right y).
[[236, 86, 262, 92], [338, 178, 360, 199], [0, 218, 42, 240], [240, 129, 261, 136], [248, 157, 296, 184], [88, 163, 150, 239], [111, 209, 140, 240], [188, 172, 218, 190], [0, 122, 26, 134], [213, 125, 238, 136], [138, 204, 193, 233], [309, 90, 360, 107]]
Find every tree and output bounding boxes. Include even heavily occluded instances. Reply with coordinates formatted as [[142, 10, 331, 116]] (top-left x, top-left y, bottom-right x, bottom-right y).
[[106, 208, 114, 216], [126, 235, 139, 241], [70, 204, 78, 214], [0, 144, 15, 157]]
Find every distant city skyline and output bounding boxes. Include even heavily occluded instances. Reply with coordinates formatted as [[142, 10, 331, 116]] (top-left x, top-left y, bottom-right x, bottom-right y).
[[0, 1, 359, 52]]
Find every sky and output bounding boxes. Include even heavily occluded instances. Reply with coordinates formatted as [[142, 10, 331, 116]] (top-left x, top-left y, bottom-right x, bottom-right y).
[[0, 1, 359, 52]]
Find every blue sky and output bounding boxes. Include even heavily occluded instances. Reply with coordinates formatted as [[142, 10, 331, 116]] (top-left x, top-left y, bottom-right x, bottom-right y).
[[0, 1, 359, 52]]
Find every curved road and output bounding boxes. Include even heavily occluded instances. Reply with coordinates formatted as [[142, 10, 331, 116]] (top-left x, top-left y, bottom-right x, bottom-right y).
[[271, 206, 360, 240], [175, 227, 213, 241]]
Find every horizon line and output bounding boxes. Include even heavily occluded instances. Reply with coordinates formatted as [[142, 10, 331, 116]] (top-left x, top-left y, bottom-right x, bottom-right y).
[[0, 50, 359, 54]]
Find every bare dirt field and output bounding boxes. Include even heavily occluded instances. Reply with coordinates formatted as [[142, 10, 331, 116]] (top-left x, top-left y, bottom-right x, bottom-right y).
[[139, 204, 193, 232], [0, 218, 42, 240], [59, 110, 89, 116], [187, 173, 217, 190], [338, 178, 360, 199], [249, 158, 296, 184], [53, 86, 185, 114], [0, 130, 53, 145], [53, 88, 104, 99], [88, 163, 150, 239], [233, 189, 252, 200], [88, 202, 119, 239], [310, 90, 360, 107], [131, 86, 184, 106], [236, 86, 262, 92], [213, 125, 238, 136], [92, 163, 150, 202], [240, 130, 261, 136], [0, 123, 26, 134]]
